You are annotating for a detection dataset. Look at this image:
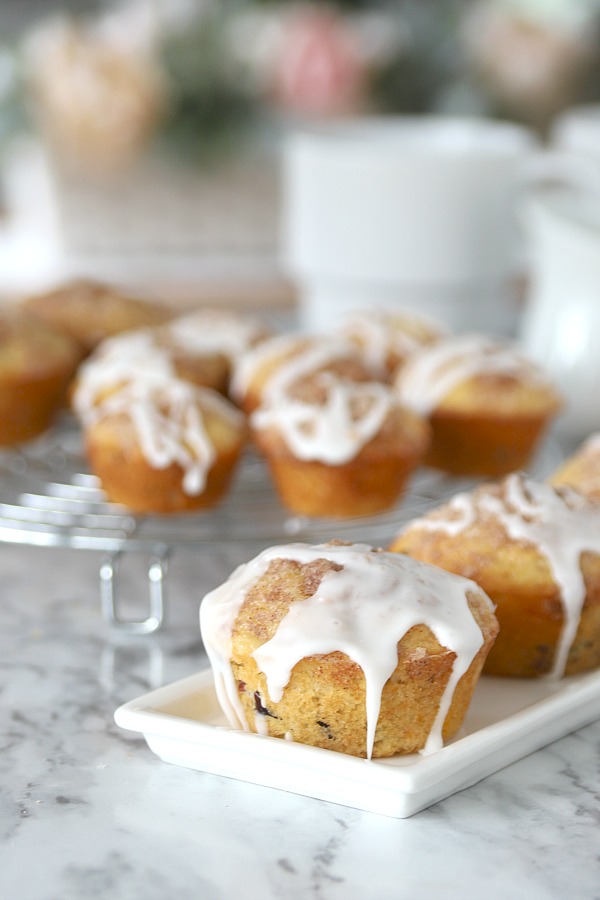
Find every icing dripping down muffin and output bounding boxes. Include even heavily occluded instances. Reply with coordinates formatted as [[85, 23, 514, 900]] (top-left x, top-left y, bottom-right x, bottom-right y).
[[200, 542, 498, 758], [391, 474, 600, 678], [79, 370, 246, 514]]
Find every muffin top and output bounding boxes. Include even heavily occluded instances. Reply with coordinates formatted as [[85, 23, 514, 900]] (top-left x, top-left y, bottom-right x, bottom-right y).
[[0, 305, 82, 381], [394, 334, 562, 417], [550, 433, 600, 501], [230, 334, 373, 412], [337, 308, 445, 380], [163, 308, 272, 366], [252, 370, 429, 465], [84, 376, 245, 495], [72, 329, 176, 419], [200, 541, 496, 757], [23, 279, 172, 353], [391, 474, 600, 677], [72, 322, 239, 417]]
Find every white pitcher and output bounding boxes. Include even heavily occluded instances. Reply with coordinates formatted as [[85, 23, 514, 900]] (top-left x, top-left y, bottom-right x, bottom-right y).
[[519, 185, 600, 444]]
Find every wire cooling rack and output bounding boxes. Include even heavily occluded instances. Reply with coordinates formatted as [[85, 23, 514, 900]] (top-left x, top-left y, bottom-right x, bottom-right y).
[[0, 416, 559, 634]]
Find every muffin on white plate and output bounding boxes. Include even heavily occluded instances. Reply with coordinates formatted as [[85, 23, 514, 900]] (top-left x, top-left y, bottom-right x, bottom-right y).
[[200, 541, 498, 758], [391, 474, 600, 679]]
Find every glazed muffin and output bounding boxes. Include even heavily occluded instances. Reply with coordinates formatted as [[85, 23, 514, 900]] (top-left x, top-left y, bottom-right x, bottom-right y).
[[71, 326, 235, 417], [252, 371, 429, 518], [0, 306, 82, 445], [549, 433, 600, 502], [230, 334, 373, 415], [81, 376, 246, 514], [22, 278, 172, 354], [147, 322, 230, 395], [394, 334, 562, 476], [163, 307, 273, 391], [146, 307, 273, 397], [337, 308, 445, 381], [200, 542, 498, 758], [390, 474, 600, 679]]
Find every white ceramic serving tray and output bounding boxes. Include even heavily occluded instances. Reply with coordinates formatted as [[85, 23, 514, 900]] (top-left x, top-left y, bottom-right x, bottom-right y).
[[114, 667, 600, 819]]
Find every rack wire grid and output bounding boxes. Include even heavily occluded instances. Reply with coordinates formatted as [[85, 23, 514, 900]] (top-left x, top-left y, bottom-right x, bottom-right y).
[[0, 415, 557, 634]]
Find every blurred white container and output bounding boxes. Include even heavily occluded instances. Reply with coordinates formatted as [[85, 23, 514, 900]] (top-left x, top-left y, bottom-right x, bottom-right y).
[[519, 185, 600, 444], [281, 116, 537, 333], [551, 104, 600, 162]]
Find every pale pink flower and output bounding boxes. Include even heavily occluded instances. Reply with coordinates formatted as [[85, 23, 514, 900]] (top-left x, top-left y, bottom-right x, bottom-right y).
[[270, 6, 367, 117]]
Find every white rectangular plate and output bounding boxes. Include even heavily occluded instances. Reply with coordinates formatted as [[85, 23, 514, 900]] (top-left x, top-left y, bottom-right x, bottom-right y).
[[114, 667, 600, 819]]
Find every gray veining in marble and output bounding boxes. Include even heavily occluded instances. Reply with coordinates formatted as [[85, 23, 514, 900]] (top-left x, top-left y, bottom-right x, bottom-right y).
[[1, 542, 599, 900]]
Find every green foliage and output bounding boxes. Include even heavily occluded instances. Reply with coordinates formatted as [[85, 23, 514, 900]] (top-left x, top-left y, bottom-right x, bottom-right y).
[[371, 1, 471, 113], [154, 9, 261, 164]]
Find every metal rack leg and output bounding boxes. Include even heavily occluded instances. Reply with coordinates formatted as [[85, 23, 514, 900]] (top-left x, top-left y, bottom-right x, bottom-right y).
[[99, 546, 170, 634]]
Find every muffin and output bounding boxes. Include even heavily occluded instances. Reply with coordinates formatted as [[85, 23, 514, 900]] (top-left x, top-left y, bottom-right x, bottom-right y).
[[337, 308, 445, 381], [163, 307, 273, 392], [71, 326, 232, 416], [390, 474, 600, 678], [147, 322, 230, 396], [200, 542, 498, 758], [251, 371, 429, 517], [0, 306, 82, 445], [22, 278, 172, 354], [394, 334, 562, 476], [81, 376, 246, 514], [550, 433, 600, 502], [230, 334, 373, 415]]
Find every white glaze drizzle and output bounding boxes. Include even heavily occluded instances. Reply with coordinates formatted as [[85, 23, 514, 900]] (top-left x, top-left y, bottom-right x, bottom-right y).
[[73, 331, 243, 494], [251, 373, 396, 464], [165, 310, 269, 361], [400, 474, 600, 677], [229, 334, 304, 404], [395, 334, 547, 415], [340, 309, 443, 376], [72, 329, 175, 418], [254, 712, 269, 736], [264, 339, 360, 403], [93, 378, 241, 493], [200, 542, 489, 758], [408, 491, 478, 537], [582, 433, 600, 453], [230, 334, 358, 406]]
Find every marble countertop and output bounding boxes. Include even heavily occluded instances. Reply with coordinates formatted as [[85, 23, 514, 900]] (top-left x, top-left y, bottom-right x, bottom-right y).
[[2, 540, 599, 900]]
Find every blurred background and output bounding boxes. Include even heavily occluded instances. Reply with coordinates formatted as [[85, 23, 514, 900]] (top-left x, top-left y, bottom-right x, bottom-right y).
[[0, 0, 599, 307]]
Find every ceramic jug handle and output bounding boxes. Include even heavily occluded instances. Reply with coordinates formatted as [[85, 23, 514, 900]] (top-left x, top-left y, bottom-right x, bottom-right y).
[[520, 149, 600, 195]]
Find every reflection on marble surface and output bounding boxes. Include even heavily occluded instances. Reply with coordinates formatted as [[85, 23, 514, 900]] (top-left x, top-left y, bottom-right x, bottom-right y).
[[1, 543, 599, 900]]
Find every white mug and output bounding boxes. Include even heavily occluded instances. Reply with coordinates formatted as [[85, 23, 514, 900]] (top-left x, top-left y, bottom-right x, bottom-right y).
[[281, 115, 538, 333]]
